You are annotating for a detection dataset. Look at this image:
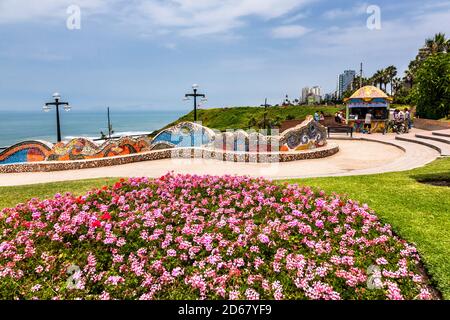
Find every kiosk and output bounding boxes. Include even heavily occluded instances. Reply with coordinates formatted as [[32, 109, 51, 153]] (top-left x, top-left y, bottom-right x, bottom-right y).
[[344, 86, 392, 133]]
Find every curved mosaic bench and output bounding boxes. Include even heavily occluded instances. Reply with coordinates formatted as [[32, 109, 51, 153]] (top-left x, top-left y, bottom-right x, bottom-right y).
[[279, 116, 327, 150], [0, 143, 339, 173], [0, 118, 334, 172], [0, 141, 53, 165], [48, 136, 151, 161], [152, 122, 216, 148]]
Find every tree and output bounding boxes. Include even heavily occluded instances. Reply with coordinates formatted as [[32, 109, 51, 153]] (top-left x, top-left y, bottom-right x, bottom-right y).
[[411, 53, 450, 120], [248, 116, 258, 129], [404, 33, 449, 88], [385, 65, 397, 95], [392, 77, 402, 96], [425, 32, 449, 55], [372, 70, 383, 89]]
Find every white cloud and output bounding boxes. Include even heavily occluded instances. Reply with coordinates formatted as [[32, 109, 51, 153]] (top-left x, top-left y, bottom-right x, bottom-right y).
[[134, 0, 313, 37], [323, 3, 368, 20], [271, 25, 310, 39], [0, 0, 313, 38]]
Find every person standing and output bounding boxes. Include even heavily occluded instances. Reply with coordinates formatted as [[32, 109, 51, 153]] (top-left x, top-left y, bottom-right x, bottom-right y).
[[314, 111, 320, 122], [405, 108, 412, 130], [319, 111, 325, 122], [364, 110, 373, 134]]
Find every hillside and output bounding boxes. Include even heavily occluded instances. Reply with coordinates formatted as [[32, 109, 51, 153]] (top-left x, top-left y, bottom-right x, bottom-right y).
[[156, 105, 342, 134]]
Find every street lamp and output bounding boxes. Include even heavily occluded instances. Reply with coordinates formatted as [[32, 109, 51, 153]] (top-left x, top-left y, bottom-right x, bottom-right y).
[[260, 98, 269, 130], [43, 92, 71, 143], [184, 84, 207, 122]]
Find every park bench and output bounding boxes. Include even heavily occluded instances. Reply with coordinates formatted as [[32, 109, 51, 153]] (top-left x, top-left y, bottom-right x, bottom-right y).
[[321, 117, 353, 138]]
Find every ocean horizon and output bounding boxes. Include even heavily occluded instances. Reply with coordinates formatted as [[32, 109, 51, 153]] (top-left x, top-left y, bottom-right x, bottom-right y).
[[0, 109, 186, 147]]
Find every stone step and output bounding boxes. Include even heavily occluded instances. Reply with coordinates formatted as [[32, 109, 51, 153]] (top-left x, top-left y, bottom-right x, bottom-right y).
[[433, 131, 450, 138], [396, 136, 450, 156], [415, 134, 450, 145]]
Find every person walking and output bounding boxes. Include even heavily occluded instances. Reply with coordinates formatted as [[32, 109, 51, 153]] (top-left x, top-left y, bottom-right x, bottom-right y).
[[364, 109, 373, 134]]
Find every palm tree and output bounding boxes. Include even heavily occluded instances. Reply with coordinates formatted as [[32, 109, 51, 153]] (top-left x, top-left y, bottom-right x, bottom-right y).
[[392, 77, 402, 96], [372, 70, 383, 89], [385, 65, 397, 95], [425, 32, 448, 54]]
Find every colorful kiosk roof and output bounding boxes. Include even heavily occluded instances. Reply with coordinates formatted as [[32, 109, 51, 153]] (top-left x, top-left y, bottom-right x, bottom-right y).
[[344, 86, 392, 108]]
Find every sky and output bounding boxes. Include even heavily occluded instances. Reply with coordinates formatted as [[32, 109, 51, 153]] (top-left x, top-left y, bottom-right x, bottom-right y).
[[0, 0, 449, 112]]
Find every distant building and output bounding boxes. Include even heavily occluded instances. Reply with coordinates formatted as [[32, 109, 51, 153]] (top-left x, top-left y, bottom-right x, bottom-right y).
[[301, 87, 310, 103], [338, 70, 356, 98], [310, 86, 321, 97], [301, 86, 322, 104]]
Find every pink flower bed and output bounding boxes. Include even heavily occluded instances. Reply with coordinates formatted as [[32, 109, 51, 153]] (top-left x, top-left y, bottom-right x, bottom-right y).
[[0, 174, 433, 300]]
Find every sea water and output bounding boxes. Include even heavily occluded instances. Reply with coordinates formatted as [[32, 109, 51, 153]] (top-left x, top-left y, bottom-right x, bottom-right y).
[[0, 109, 185, 147]]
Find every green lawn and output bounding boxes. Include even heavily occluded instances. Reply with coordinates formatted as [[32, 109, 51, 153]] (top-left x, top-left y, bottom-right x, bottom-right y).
[[0, 158, 449, 298]]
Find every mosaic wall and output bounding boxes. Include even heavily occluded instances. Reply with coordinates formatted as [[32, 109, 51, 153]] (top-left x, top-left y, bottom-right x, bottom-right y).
[[0, 141, 52, 165], [0, 118, 329, 166], [0, 144, 339, 173], [279, 116, 327, 151], [0, 137, 151, 164], [153, 118, 328, 153], [47, 137, 151, 161], [152, 122, 216, 148]]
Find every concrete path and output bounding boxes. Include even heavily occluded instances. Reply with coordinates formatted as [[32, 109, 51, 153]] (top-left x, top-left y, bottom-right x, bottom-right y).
[[0, 129, 441, 186]]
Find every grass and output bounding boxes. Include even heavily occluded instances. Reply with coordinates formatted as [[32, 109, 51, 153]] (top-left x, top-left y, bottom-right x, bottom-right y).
[[156, 105, 342, 133], [0, 158, 449, 298]]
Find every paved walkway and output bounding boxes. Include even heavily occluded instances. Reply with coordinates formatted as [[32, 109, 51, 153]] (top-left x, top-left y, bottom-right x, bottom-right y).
[[0, 129, 441, 186]]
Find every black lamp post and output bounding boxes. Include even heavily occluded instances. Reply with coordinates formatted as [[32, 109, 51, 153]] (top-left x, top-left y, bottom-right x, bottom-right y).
[[184, 84, 207, 122], [43, 93, 71, 143], [260, 98, 269, 130]]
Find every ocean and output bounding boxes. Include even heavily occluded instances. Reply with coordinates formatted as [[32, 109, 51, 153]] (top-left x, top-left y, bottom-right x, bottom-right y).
[[0, 109, 186, 148]]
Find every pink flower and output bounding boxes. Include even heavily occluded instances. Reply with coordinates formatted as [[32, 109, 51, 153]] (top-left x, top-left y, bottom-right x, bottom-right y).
[[315, 220, 324, 229], [167, 249, 177, 257], [258, 234, 270, 244], [31, 284, 41, 292], [376, 257, 388, 265], [245, 288, 260, 300]]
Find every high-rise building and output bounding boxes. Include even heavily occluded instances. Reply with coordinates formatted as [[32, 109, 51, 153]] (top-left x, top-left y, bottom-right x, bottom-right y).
[[301, 86, 322, 104], [310, 86, 321, 97], [301, 87, 310, 103], [338, 70, 356, 98]]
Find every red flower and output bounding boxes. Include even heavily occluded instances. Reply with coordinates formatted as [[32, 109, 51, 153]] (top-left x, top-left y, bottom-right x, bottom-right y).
[[75, 196, 85, 205], [114, 182, 122, 189], [119, 178, 125, 183], [102, 186, 108, 191], [91, 220, 101, 228], [101, 212, 112, 221], [281, 197, 290, 203]]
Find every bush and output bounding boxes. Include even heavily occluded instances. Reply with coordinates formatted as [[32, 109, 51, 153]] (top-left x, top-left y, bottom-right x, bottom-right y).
[[0, 174, 434, 300], [412, 53, 450, 119]]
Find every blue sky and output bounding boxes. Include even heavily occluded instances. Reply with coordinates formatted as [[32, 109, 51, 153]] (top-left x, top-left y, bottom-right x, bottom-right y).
[[0, 0, 449, 112]]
